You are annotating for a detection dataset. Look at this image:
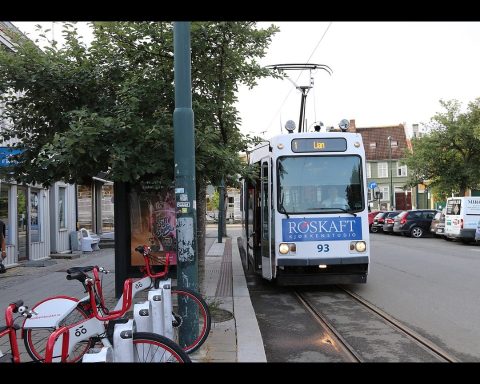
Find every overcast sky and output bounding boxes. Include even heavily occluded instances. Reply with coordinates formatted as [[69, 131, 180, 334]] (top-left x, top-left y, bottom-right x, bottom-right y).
[[14, 21, 480, 138]]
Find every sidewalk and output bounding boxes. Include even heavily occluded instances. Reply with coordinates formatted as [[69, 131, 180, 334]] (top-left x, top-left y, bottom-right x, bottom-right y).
[[0, 224, 266, 363], [190, 226, 266, 362]]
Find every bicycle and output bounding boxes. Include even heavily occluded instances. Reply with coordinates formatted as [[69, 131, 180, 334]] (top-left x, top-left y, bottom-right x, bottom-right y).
[[23, 246, 209, 362], [26, 265, 191, 363], [0, 301, 37, 363]]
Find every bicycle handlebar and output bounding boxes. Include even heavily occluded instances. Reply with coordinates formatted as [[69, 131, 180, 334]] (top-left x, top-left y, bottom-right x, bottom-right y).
[[135, 245, 170, 279]]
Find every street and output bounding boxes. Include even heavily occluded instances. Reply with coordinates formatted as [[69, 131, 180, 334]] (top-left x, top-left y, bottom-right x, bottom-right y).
[[351, 233, 480, 361], [233, 225, 480, 362]]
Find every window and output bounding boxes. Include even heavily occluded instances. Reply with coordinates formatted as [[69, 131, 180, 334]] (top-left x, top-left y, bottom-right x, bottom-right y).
[[277, 155, 364, 213], [366, 163, 371, 178], [58, 187, 66, 229], [391, 140, 398, 147], [378, 162, 388, 178], [0, 184, 10, 244], [30, 189, 41, 242], [369, 142, 377, 148], [380, 186, 389, 201], [397, 163, 407, 177]]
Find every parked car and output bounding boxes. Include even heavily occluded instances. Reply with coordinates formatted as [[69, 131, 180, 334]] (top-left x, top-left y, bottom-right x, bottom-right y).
[[430, 210, 446, 238], [382, 211, 403, 234], [371, 211, 389, 233], [475, 219, 480, 243], [368, 210, 383, 232], [393, 209, 439, 238]]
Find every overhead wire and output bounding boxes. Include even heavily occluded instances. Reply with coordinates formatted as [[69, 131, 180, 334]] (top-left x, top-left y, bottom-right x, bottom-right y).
[[264, 22, 333, 134]]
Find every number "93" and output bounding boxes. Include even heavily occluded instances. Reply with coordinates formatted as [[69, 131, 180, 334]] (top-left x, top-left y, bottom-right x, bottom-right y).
[[317, 244, 330, 252]]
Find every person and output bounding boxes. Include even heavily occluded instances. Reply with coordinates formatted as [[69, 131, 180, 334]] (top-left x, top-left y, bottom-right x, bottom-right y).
[[322, 186, 349, 209]]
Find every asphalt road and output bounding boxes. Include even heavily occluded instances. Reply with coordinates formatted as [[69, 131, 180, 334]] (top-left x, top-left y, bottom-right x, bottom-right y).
[[347, 232, 480, 361], [233, 224, 480, 362]]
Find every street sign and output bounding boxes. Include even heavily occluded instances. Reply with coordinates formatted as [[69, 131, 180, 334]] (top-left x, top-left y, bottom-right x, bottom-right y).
[[368, 181, 377, 190]]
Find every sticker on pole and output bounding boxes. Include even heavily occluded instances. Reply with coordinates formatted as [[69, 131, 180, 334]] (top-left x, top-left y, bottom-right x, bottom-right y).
[[177, 202, 190, 208]]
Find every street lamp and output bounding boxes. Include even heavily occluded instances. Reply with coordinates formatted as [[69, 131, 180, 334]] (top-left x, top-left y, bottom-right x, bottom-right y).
[[387, 136, 394, 210]]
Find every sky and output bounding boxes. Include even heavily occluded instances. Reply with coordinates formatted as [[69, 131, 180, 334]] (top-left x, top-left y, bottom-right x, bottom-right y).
[[13, 21, 480, 138]]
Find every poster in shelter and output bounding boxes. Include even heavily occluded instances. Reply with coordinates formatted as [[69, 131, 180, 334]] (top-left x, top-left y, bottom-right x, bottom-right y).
[[129, 181, 176, 266]]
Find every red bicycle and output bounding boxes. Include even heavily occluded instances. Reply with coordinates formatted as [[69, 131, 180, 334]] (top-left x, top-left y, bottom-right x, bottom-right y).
[[0, 301, 37, 363], [23, 247, 209, 362]]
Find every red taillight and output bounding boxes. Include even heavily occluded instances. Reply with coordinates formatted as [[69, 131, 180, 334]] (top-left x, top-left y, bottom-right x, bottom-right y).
[[386, 218, 394, 224], [460, 219, 464, 229], [400, 217, 407, 225], [379, 219, 384, 223]]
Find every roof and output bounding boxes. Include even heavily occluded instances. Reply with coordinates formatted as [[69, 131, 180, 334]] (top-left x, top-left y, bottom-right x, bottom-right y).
[[355, 125, 408, 161]]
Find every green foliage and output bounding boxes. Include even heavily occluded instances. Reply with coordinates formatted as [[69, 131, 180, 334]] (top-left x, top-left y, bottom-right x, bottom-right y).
[[0, 22, 279, 188], [403, 98, 480, 197]]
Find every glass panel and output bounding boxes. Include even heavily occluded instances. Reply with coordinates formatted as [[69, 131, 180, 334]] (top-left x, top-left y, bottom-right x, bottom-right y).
[[17, 186, 28, 260], [58, 187, 66, 229], [78, 184, 93, 230], [277, 155, 364, 214], [0, 184, 9, 244], [101, 184, 114, 232], [30, 189, 40, 242]]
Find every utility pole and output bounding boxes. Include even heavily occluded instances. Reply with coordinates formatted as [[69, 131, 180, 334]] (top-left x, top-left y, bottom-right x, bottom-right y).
[[387, 136, 394, 210], [173, 22, 198, 348]]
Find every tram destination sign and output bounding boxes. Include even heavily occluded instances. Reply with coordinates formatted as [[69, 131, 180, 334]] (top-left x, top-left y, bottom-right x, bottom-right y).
[[291, 138, 347, 153]]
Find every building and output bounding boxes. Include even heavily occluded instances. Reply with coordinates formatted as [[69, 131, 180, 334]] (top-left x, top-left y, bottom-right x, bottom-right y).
[[0, 22, 77, 267], [348, 119, 412, 211]]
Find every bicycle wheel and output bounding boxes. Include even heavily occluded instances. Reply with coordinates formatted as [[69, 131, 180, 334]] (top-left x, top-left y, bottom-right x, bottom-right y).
[[24, 304, 94, 363], [133, 332, 191, 363], [170, 287, 211, 354]]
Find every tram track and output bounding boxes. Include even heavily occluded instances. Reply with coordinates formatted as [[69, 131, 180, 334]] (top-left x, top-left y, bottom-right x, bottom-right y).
[[295, 288, 458, 363]]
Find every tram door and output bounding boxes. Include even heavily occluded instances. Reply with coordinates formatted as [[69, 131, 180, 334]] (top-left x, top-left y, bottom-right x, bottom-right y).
[[260, 159, 273, 280]]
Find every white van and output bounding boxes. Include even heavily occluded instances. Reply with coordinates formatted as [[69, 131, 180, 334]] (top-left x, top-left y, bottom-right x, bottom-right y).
[[444, 197, 480, 242]]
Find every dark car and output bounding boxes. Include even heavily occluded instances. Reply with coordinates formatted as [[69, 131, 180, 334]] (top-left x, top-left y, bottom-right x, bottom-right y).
[[382, 211, 403, 234], [368, 210, 383, 232], [371, 211, 389, 233], [393, 209, 439, 238], [430, 210, 446, 237]]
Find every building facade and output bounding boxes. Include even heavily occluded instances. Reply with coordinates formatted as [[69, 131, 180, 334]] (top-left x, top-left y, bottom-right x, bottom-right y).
[[348, 120, 412, 211], [1, 22, 77, 267]]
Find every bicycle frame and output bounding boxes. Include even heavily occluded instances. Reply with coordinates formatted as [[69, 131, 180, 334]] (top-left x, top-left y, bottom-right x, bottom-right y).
[[0, 303, 22, 363], [44, 276, 134, 363]]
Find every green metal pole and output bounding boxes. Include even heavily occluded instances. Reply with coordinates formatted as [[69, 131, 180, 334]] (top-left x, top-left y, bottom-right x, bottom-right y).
[[173, 21, 198, 348], [218, 177, 224, 243]]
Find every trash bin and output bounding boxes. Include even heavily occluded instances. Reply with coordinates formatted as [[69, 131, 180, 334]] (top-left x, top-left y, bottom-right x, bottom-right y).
[[70, 231, 81, 251]]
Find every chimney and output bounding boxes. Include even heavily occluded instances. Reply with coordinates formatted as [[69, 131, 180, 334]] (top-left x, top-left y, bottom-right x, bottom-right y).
[[348, 119, 356, 133]]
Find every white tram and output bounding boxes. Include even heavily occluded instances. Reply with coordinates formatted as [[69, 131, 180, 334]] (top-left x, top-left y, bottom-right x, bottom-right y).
[[242, 127, 370, 285]]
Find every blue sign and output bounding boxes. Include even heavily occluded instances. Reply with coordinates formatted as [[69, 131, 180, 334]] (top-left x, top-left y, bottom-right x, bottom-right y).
[[282, 217, 363, 242], [368, 181, 377, 189], [0, 147, 23, 167]]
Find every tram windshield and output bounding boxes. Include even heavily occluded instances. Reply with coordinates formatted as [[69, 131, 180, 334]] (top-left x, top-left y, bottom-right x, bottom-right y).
[[277, 155, 364, 214]]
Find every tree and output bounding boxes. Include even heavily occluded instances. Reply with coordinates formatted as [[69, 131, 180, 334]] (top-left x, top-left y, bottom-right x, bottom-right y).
[[403, 99, 480, 197], [0, 21, 279, 290]]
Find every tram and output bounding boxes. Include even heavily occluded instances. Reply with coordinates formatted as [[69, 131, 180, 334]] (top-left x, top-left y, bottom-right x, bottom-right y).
[[241, 121, 370, 285]]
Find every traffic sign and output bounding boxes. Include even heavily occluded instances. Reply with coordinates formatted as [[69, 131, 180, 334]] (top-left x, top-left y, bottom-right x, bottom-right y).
[[368, 181, 377, 189]]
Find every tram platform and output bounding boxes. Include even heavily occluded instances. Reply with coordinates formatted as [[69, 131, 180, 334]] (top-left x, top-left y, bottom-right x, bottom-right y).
[[0, 224, 266, 363]]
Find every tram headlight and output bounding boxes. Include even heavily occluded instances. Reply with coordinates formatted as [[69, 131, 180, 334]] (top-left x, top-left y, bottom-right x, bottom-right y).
[[279, 243, 296, 254], [350, 241, 367, 252], [279, 243, 290, 254]]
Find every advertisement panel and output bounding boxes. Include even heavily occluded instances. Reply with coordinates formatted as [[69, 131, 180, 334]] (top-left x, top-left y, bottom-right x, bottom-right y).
[[129, 181, 176, 266]]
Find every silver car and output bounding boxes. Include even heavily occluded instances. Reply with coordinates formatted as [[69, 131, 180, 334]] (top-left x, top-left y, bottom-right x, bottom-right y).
[[475, 219, 480, 243]]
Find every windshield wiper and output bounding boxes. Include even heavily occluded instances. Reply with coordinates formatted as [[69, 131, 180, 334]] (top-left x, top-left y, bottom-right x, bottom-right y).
[[307, 207, 357, 217], [278, 192, 290, 218]]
